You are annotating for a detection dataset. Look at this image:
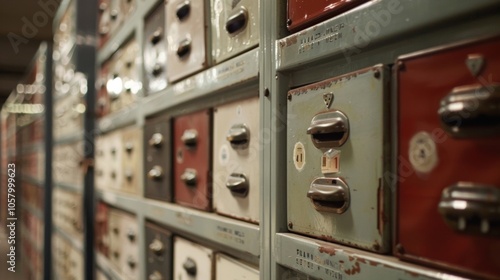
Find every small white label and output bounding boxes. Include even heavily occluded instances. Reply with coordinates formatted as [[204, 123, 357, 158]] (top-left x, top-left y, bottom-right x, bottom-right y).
[[219, 144, 230, 166], [321, 149, 340, 174], [236, 105, 242, 116], [408, 131, 438, 173], [293, 142, 305, 171]]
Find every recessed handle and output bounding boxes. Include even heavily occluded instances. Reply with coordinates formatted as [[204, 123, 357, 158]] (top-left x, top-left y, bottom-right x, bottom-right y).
[[181, 129, 198, 147], [148, 166, 163, 181], [226, 173, 249, 197], [149, 271, 163, 280], [307, 177, 350, 214], [307, 111, 349, 148], [149, 238, 164, 255], [225, 7, 248, 35], [438, 182, 500, 235], [226, 124, 249, 149], [176, 0, 190, 20], [176, 38, 192, 59], [152, 64, 163, 77], [181, 168, 197, 187], [183, 257, 197, 276], [438, 84, 500, 138], [150, 27, 162, 45], [149, 133, 163, 147]]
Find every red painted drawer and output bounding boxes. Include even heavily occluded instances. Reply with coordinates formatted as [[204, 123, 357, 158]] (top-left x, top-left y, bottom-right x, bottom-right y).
[[287, 0, 366, 32], [173, 109, 212, 211], [396, 37, 500, 279], [95, 202, 109, 257], [98, 0, 111, 48]]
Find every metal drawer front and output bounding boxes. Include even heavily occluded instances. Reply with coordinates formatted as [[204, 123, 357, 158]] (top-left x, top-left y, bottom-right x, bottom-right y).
[[108, 209, 122, 270], [144, 114, 172, 202], [397, 36, 500, 279], [173, 109, 212, 211], [166, 0, 208, 82], [215, 253, 259, 280], [121, 126, 143, 195], [173, 237, 213, 280], [143, 3, 167, 94], [119, 211, 140, 280], [95, 202, 110, 257], [213, 96, 260, 223], [211, 0, 260, 64], [145, 222, 173, 280], [287, 65, 390, 253], [108, 130, 124, 192], [286, 0, 366, 32]]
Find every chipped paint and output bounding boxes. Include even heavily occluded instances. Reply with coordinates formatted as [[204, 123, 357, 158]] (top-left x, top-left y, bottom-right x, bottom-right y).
[[318, 245, 336, 256], [344, 261, 361, 275]]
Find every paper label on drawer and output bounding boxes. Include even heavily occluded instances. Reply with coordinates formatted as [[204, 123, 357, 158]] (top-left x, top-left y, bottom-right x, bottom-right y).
[[408, 131, 438, 174], [293, 142, 306, 171]]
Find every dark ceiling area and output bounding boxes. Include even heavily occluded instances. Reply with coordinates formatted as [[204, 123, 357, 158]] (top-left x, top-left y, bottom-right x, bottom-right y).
[[0, 0, 61, 107]]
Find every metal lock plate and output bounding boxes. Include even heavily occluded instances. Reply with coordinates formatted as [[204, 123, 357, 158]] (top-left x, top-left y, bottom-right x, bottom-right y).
[[109, 39, 140, 113], [397, 37, 500, 279], [166, 0, 208, 82], [143, 3, 167, 94], [173, 109, 212, 211], [211, 0, 260, 64], [120, 126, 143, 195], [145, 221, 173, 280], [287, 65, 390, 253], [215, 254, 259, 280], [118, 211, 140, 280], [173, 237, 213, 280], [287, 0, 366, 32], [213, 96, 260, 223], [144, 114, 172, 201]]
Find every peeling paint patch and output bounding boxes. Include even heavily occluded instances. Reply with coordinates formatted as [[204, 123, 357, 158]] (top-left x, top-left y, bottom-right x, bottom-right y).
[[318, 246, 336, 256], [344, 261, 361, 275]]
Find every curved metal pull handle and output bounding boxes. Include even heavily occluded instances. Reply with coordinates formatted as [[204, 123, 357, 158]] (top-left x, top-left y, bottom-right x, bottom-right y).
[[110, 9, 119, 21], [438, 84, 500, 138], [149, 238, 164, 255], [181, 168, 197, 187], [150, 27, 162, 45], [124, 142, 134, 153], [127, 256, 136, 268], [176, 0, 190, 20], [149, 271, 163, 280], [307, 111, 349, 148], [149, 133, 164, 147], [307, 177, 350, 214], [226, 124, 249, 149], [176, 39, 192, 59], [226, 173, 249, 197], [183, 257, 197, 276], [125, 170, 133, 181], [148, 166, 163, 181], [225, 7, 248, 35], [152, 64, 163, 77], [438, 182, 500, 235], [126, 229, 136, 241], [181, 129, 198, 147]]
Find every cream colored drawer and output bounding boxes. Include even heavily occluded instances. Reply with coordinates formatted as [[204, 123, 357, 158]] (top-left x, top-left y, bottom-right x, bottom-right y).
[[174, 237, 213, 280], [120, 126, 143, 195], [215, 254, 259, 280], [119, 212, 140, 280]]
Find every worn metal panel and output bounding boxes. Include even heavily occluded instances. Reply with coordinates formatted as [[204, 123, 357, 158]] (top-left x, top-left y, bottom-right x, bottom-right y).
[[287, 65, 390, 253], [215, 253, 259, 280], [173, 109, 212, 211], [277, 0, 500, 71], [276, 233, 469, 280], [211, 0, 260, 64], [143, 2, 168, 94], [213, 96, 260, 224], [118, 211, 140, 280], [396, 36, 500, 280], [144, 113, 172, 202], [166, 0, 208, 82], [120, 125, 144, 195], [173, 237, 214, 280], [98, 190, 261, 256], [145, 221, 173, 280]]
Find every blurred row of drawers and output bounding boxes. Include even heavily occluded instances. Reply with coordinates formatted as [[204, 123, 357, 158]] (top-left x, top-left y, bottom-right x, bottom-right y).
[[53, 233, 84, 280], [96, 202, 259, 280], [95, 95, 260, 224], [53, 188, 84, 241], [21, 234, 43, 280], [21, 182, 44, 212]]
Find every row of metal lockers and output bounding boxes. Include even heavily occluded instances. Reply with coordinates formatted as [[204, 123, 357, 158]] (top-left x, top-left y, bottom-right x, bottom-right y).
[[14, 0, 500, 279]]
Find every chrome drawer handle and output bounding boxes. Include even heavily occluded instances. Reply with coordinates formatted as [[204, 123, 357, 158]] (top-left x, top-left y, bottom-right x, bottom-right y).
[[149, 238, 164, 255], [149, 133, 163, 147], [150, 27, 162, 45], [152, 64, 163, 77], [181, 168, 197, 187], [307, 177, 350, 214], [226, 124, 249, 149], [225, 7, 248, 35], [438, 182, 500, 235], [181, 129, 197, 147], [226, 173, 249, 197], [176, 0, 190, 20], [148, 166, 163, 181], [183, 257, 197, 276], [149, 271, 163, 280], [307, 110, 349, 149], [126, 229, 136, 242], [124, 142, 134, 153], [438, 84, 500, 138], [176, 38, 192, 59], [127, 256, 136, 268]]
